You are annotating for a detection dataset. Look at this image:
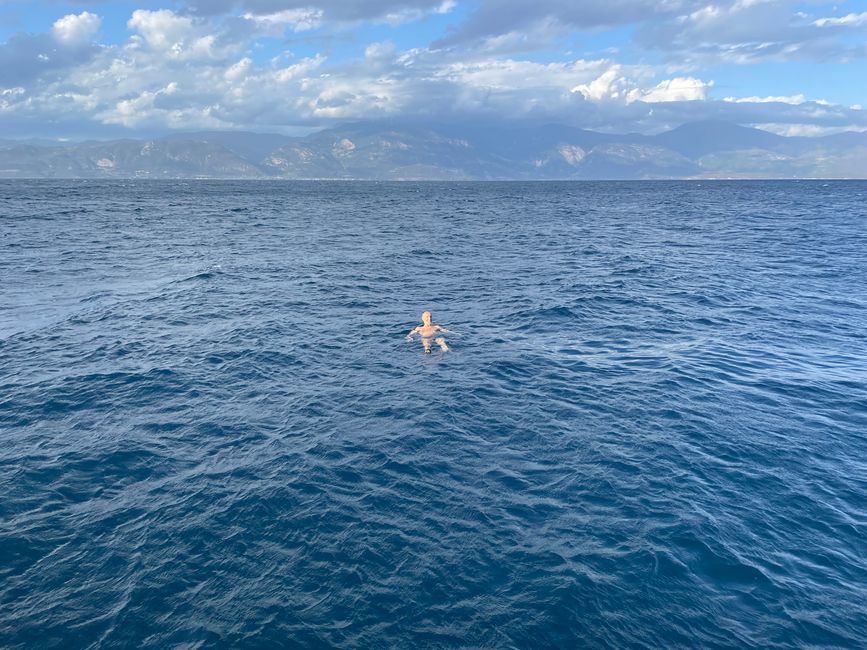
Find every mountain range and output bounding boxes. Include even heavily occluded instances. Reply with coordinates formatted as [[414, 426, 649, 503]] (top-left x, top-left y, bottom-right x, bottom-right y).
[[1, 121, 865, 180]]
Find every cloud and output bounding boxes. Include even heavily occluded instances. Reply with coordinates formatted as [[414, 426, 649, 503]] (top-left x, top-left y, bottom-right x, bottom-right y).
[[0, 86, 26, 115], [571, 69, 711, 104], [634, 77, 712, 103], [724, 94, 808, 104], [181, 0, 456, 24], [241, 8, 324, 32], [126, 9, 236, 60], [424, 0, 867, 65], [813, 12, 867, 28], [434, 0, 666, 48], [128, 9, 196, 49], [0, 31, 101, 88], [52, 12, 102, 46], [1, 1, 865, 139], [570, 66, 638, 102], [379, 0, 456, 26], [440, 58, 636, 92], [752, 122, 867, 136], [6, 26, 865, 138], [119, 0, 867, 67], [101, 81, 180, 127], [634, 0, 867, 64]]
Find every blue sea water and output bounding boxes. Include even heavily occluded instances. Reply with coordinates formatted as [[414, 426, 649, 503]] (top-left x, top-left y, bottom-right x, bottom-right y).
[[1, 179, 866, 648]]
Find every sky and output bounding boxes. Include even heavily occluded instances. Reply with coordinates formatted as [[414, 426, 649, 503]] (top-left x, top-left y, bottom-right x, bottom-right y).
[[0, 0, 866, 138]]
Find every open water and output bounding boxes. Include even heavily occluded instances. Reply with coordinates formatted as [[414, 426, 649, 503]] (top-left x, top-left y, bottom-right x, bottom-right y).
[[1, 180, 866, 648]]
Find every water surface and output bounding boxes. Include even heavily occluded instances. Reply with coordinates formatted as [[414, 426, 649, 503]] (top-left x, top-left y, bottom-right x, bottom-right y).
[[1, 180, 866, 648]]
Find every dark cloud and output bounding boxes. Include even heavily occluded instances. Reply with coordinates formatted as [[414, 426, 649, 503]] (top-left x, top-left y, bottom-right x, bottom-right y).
[[433, 0, 685, 48], [634, 0, 867, 64], [427, 0, 866, 64], [0, 32, 101, 87]]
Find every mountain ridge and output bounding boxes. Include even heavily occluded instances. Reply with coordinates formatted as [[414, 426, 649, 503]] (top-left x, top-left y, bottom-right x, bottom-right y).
[[1, 121, 864, 179]]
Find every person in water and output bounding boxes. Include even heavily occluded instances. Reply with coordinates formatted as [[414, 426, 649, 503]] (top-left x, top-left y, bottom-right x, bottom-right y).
[[405, 310, 450, 353]]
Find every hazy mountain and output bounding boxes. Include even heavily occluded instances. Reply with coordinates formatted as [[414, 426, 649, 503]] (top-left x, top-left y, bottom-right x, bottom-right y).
[[653, 121, 785, 159], [0, 139, 260, 178], [161, 131, 297, 164], [0, 121, 864, 179]]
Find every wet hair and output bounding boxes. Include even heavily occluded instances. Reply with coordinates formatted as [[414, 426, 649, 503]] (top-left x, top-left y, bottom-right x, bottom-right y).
[[422, 310, 432, 318]]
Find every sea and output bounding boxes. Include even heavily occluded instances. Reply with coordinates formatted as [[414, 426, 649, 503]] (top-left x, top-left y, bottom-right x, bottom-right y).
[[1, 180, 865, 648]]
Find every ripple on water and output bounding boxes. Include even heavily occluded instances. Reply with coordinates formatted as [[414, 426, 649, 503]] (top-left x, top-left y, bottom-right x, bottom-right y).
[[1, 180, 866, 648]]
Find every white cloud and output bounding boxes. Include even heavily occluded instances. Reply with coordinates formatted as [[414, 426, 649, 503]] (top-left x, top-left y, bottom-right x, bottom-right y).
[[724, 94, 807, 104], [572, 70, 710, 104], [0, 86, 26, 113], [3, 4, 866, 139], [630, 76, 712, 103], [128, 10, 193, 50], [274, 55, 326, 82], [443, 58, 633, 92], [723, 94, 833, 108], [813, 12, 867, 27], [126, 9, 233, 60], [753, 123, 867, 136], [224, 57, 252, 82], [571, 66, 635, 101], [242, 8, 324, 32], [52, 12, 101, 46], [101, 81, 180, 127], [381, 0, 457, 26], [128, 9, 205, 52]]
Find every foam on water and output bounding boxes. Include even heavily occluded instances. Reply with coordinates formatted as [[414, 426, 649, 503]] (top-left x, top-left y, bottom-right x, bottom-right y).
[[1, 180, 866, 648]]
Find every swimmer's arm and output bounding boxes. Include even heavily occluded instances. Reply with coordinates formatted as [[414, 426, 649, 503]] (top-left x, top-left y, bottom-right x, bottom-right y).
[[435, 325, 452, 334], [405, 326, 419, 341]]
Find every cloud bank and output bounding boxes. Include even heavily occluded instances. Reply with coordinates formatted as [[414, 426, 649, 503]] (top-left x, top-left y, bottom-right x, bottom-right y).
[[0, 1, 865, 137]]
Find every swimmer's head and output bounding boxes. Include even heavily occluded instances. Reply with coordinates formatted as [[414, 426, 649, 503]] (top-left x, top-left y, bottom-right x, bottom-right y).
[[421, 310, 432, 324]]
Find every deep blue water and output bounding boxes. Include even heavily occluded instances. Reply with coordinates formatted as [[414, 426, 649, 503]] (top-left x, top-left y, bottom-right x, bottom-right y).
[[1, 180, 866, 648]]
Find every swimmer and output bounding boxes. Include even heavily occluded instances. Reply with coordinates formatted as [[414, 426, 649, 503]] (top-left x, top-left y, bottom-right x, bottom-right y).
[[405, 310, 451, 353]]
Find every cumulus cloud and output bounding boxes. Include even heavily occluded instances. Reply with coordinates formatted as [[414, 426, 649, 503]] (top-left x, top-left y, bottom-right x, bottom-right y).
[[571, 66, 639, 102], [128, 9, 196, 49], [1, 0, 865, 138], [52, 12, 102, 45], [126, 9, 236, 60], [101, 81, 180, 127], [634, 77, 712, 103], [6, 25, 865, 138], [571, 69, 711, 104]]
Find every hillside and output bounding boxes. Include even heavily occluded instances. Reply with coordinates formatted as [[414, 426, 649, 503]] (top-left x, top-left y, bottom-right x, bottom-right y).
[[1, 121, 864, 179]]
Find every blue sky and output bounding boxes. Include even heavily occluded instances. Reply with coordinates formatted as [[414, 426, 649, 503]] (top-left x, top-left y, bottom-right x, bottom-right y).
[[1, 0, 866, 138]]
